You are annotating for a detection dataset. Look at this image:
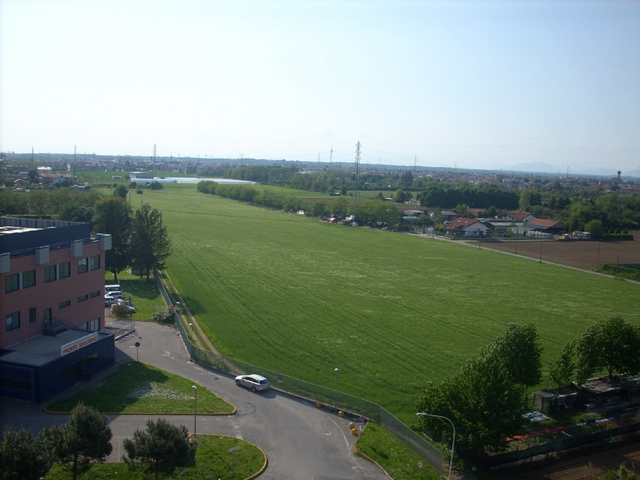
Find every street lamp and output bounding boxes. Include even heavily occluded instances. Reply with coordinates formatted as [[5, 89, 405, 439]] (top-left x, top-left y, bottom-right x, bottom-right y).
[[416, 412, 456, 480], [192, 385, 197, 437], [334, 368, 340, 406]]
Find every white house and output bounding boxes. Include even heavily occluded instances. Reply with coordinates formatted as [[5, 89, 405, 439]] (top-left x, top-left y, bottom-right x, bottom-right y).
[[448, 218, 489, 237]]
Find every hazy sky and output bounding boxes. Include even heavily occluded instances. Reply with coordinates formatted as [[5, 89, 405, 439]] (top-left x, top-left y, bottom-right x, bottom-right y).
[[1, 0, 639, 174]]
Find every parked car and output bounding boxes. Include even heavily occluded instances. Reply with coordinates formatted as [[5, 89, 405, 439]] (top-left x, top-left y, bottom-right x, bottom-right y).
[[235, 374, 270, 392], [104, 291, 124, 306], [111, 299, 136, 314]]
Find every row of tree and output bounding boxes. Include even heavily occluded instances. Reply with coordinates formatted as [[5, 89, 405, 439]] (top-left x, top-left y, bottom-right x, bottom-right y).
[[197, 181, 401, 227], [418, 183, 520, 210], [0, 403, 195, 480], [416, 317, 640, 456]]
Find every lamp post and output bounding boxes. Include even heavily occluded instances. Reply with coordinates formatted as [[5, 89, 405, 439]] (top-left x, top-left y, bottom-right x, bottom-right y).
[[192, 385, 197, 437], [416, 413, 455, 480], [334, 368, 340, 406]]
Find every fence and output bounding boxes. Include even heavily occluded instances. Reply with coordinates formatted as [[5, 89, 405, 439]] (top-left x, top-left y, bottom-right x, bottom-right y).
[[104, 318, 135, 340], [155, 272, 444, 474], [472, 420, 640, 472]]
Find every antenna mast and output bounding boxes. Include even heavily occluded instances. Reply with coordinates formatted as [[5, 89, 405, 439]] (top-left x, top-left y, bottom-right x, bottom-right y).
[[355, 141, 361, 203]]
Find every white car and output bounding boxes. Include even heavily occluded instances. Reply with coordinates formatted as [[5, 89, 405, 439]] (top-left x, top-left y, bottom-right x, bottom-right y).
[[104, 291, 124, 306], [235, 374, 271, 392]]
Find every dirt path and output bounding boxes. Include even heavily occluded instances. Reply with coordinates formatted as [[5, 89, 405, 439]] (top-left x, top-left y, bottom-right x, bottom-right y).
[[160, 270, 219, 355]]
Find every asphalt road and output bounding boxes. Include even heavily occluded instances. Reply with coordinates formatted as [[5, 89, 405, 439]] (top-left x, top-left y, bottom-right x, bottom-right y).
[[1, 321, 388, 479]]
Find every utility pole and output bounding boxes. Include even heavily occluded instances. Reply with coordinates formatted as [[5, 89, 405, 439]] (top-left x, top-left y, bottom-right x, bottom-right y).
[[414, 155, 417, 172], [329, 146, 333, 168], [355, 141, 361, 203]]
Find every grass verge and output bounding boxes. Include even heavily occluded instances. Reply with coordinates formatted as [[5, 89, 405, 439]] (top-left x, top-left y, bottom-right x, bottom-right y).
[[356, 422, 443, 479], [45, 435, 265, 479], [46, 362, 235, 414]]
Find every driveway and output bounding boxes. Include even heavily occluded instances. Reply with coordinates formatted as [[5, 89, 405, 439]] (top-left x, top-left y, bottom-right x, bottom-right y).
[[1, 321, 388, 479]]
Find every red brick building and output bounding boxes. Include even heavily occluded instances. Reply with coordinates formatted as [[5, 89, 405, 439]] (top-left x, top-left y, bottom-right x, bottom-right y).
[[0, 217, 114, 401]]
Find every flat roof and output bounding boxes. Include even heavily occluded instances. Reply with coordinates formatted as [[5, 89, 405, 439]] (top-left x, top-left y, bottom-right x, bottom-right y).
[[0, 330, 111, 367]]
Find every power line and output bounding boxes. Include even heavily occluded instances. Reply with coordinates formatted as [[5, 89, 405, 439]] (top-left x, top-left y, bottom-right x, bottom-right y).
[[355, 141, 361, 203]]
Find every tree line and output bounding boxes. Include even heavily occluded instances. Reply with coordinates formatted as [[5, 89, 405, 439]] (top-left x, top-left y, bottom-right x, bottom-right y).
[[416, 317, 640, 456], [0, 403, 195, 480], [197, 181, 400, 227]]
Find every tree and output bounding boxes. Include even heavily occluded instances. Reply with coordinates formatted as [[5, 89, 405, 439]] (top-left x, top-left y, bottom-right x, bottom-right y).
[[519, 190, 531, 211], [576, 316, 640, 384], [93, 197, 131, 281], [113, 184, 128, 198], [548, 340, 576, 407], [27, 168, 38, 184], [492, 323, 542, 391], [330, 196, 349, 217], [416, 349, 526, 454], [311, 200, 328, 217], [123, 418, 196, 480], [0, 429, 52, 480], [585, 219, 605, 238], [130, 203, 172, 281], [393, 188, 407, 203], [44, 403, 112, 480]]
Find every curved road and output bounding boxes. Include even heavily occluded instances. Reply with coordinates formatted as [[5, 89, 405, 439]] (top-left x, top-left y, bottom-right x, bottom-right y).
[[1, 321, 388, 479]]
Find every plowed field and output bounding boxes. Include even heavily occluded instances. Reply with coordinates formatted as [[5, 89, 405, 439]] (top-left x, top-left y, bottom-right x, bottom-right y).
[[473, 231, 640, 271]]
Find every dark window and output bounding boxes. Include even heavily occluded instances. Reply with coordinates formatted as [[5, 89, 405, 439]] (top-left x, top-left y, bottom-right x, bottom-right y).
[[29, 307, 36, 323], [59, 300, 71, 309], [44, 265, 57, 282], [44, 308, 52, 326], [90, 318, 100, 331], [90, 290, 101, 298], [89, 255, 100, 271], [22, 270, 35, 288], [78, 294, 88, 303], [59, 262, 70, 279], [77, 258, 88, 274], [6, 312, 20, 331], [5, 274, 19, 293]]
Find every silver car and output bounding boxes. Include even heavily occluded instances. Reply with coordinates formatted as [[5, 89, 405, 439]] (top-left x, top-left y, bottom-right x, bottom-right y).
[[235, 374, 270, 392]]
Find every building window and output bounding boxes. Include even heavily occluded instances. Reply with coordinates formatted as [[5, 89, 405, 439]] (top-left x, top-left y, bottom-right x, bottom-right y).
[[44, 308, 52, 327], [90, 318, 100, 331], [77, 258, 88, 274], [29, 307, 36, 323], [22, 270, 36, 288], [90, 290, 101, 298], [5, 274, 19, 293], [59, 262, 70, 279], [6, 312, 20, 331], [89, 255, 100, 271], [45, 265, 57, 282], [59, 300, 71, 309], [78, 294, 88, 303], [79, 322, 88, 331]]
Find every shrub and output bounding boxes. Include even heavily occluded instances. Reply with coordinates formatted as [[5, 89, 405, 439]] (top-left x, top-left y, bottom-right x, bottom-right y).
[[153, 308, 175, 324]]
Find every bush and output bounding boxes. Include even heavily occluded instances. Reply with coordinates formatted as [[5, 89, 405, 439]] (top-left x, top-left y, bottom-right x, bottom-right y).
[[153, 308, 175, 324], [110, 304, 132, 317]]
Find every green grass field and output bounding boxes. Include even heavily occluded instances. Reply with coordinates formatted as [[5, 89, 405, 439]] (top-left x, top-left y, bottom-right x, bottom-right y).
[[138, 185, 640, 422]]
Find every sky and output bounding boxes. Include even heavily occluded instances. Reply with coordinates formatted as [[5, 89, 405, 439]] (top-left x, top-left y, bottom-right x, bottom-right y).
[[1, 0, 639, 175]]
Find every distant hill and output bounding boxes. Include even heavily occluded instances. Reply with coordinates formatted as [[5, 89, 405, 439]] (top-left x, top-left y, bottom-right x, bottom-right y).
[[508, 162, 639, 178], [508, 162, 561, 174]]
